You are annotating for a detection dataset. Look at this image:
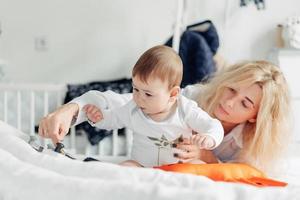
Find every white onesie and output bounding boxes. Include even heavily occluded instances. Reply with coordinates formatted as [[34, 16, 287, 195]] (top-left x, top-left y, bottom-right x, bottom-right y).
[[92, 94, 223, 167]]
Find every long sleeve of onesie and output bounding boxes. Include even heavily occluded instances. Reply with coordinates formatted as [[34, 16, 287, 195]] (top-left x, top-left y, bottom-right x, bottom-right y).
[[68, 86, 200, 126], [180, 96, 224, 149], [69, 90, 132, 126], [92, 100, 135, 131]]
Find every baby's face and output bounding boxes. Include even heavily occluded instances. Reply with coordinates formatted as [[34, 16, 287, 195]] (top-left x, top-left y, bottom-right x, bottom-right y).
[[132, 76, 173, 116]]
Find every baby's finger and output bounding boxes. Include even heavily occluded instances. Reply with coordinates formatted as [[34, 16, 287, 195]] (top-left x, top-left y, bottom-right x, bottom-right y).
[[87, 106, 95, 114], [95, 116, 101, 121], [203, 138, 215, 149], [83, 104, 92, 112], [91, 114, 99, 121], [89, 108, 99, 115], [95, 115, 103, 121], [195, 136, 206, 147]]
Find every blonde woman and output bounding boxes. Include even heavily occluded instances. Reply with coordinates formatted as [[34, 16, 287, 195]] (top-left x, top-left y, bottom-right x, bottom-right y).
[[175, 60, 291, 173], [39, 60, 291, 174]]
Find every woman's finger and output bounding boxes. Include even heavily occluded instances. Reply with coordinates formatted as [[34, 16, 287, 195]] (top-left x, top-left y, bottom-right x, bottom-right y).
[[177, 138, 191, 145], [42, 120, 50, 138], [177, 158, 194, 163], [175, 150, 197, 160], [38, 120, 45, 137], [175, 144, 197, 153], [188, 159, 207, 164], [47, 119, 60, 139]]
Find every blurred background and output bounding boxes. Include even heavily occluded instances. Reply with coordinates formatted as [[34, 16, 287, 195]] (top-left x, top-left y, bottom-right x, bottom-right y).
[[0, 0, 300, 159], [0, 0, 299, 84]]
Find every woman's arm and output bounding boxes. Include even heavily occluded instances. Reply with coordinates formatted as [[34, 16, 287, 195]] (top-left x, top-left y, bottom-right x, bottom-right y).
[[38, 103, 80, 144], [39, 90, 132, 144]]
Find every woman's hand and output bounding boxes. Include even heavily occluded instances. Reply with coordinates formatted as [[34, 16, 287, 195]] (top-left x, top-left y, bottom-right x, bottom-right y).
[[38, 103, 79, 144], [174, 135, 219, 164]]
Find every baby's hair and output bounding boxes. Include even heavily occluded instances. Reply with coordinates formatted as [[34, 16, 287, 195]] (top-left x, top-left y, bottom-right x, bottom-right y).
[[132, 45, 183, 89]]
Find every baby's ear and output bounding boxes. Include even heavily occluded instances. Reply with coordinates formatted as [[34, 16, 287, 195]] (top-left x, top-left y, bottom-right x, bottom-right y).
[[170, 86, 180, 99]]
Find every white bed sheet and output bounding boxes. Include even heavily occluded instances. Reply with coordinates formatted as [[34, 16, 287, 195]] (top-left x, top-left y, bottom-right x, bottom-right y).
[[278, 143, 300, 188], [0, 120, 299, 200]]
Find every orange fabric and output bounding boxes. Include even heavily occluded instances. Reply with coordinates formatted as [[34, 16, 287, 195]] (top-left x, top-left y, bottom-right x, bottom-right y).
[[154, 163, 287, 187]]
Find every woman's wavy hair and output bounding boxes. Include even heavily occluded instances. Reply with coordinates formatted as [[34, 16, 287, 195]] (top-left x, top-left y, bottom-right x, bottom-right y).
[[196, 60, 291, 173]]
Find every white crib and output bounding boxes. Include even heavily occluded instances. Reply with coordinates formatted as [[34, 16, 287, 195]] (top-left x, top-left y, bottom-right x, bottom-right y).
[[0, 83, 132, 163]]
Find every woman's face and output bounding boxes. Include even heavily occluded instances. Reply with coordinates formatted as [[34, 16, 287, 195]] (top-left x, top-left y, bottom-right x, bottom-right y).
[[213, 83, 262, 127]]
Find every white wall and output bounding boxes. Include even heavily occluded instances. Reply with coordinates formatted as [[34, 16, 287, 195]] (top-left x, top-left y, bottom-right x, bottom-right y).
[[0, 0, 299, 84]]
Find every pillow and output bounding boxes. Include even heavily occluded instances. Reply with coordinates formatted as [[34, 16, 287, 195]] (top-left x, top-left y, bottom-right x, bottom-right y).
[[155, 163, 287, 187]]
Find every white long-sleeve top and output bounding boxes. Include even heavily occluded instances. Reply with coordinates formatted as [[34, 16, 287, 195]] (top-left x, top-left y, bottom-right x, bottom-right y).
[[71, 85, 244, 165], [89, 95, 223, 167]]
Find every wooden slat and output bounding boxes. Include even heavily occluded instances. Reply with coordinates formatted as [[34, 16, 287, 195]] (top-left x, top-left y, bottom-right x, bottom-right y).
[[30, 91, 35, 136]]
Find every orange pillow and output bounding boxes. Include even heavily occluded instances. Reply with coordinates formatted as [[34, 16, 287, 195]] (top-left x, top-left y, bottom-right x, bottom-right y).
[[155, 163, 287, 187]]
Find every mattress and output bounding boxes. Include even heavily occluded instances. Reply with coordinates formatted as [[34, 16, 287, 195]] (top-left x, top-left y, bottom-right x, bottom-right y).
[[0, 120, 299, 200]]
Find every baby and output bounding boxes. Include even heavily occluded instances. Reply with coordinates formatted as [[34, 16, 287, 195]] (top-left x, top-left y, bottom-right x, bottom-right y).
[[84, 45, 223, 167]]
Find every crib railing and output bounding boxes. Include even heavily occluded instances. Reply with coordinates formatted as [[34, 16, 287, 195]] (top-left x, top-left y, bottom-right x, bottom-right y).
[[0, 83, 131, 162], [0, 83, 66, 134]]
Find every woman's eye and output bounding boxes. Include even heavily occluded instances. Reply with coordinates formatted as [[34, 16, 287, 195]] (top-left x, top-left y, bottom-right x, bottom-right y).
[[133, 88, 139, 92], [145, 93, 152, 97], [229, 87, 235, 92], [242, 101, 250, 109]]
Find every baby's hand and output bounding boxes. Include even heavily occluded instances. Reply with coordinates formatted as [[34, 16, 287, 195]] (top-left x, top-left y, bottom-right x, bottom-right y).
[[83, 104, 103, 124], [192, 134, 215, 150]]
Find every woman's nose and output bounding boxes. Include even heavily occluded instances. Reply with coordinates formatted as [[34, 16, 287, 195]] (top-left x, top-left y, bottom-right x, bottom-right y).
[[225, 97, 236, 108]]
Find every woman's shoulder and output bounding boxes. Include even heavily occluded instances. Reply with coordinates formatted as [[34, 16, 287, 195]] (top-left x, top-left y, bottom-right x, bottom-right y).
[[181, 84, 204, 101]]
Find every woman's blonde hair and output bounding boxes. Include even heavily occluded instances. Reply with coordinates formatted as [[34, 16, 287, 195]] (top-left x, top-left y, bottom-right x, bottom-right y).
[[197, 60, 291, 173]]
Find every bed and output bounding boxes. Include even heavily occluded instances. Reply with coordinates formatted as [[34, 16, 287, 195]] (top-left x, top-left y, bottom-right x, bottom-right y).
[[0, 83, 299, 199], [0, 83, 132, 162]]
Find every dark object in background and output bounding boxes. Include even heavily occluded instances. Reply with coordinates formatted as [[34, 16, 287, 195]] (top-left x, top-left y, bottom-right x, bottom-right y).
[[187, 20, 219, 55], [54, 142, 75, 159], [83, 157, 101, 162], [240, 0, 265, 10], [64, 78, 132, 145], [165, 20, 219, 87], [54, 142, 100, 161]]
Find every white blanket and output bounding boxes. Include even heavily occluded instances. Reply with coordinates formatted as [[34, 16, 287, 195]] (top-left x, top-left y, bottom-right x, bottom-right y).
[[0, 121, 299, 200]]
